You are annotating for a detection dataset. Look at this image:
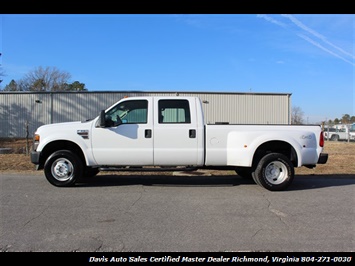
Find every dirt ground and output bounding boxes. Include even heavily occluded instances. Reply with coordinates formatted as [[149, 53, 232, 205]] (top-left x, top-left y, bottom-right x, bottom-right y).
[[0, 138, 354, 175]]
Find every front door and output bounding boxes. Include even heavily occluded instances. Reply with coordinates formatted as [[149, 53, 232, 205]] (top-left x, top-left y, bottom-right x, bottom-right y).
[[91, 98, 153, 166]]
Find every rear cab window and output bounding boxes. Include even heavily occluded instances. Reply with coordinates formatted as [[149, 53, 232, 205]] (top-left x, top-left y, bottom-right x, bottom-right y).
[[158, 100, 191, 124]]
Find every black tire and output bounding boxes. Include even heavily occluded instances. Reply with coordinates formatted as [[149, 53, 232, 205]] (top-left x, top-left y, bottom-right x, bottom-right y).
[[331, 134, 339, 141], [44, 150, 83, 187], [253, 153, 294, 191]]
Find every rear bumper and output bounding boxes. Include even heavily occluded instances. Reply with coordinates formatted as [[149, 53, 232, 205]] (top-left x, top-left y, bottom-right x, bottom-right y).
[[317, 153, 328, 164]]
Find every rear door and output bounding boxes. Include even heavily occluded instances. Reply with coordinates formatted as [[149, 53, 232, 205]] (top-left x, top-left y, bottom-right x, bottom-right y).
[[153, 98, 199, 166]]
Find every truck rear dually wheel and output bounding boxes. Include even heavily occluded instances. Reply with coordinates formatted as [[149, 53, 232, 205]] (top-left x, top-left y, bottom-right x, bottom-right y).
[[253, 153, 294, 191], [44, 150, 83, 187]]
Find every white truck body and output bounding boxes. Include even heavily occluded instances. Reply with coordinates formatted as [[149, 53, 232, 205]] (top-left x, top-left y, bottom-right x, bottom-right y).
[[31, 96, 328, 191], [323, 126, 349, 141]]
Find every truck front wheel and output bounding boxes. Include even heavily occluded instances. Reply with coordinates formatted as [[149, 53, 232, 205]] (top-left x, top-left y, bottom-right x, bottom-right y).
[[253, 153, 294, 191], [44, 150, 83, 187]]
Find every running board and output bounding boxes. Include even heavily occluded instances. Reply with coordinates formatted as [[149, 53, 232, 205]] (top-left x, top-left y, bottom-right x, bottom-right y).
[[99, 166, 198, 172]]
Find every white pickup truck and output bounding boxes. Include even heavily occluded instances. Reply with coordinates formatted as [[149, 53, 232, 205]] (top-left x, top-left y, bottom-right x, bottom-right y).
[[31, 96, 328, 191], [323, 126, 349, 141]]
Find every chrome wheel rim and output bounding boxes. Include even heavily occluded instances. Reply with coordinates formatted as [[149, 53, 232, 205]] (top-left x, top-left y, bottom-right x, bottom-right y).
[[51, 158, 74, 181], [265, 161, 288, 185]]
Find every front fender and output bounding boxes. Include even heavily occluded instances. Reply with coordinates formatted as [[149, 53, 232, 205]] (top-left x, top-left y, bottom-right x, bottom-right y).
[[37, 133, 94, 166]]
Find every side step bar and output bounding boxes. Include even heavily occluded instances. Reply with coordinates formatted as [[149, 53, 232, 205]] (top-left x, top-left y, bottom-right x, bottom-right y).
[[99, 166, 198, 172]]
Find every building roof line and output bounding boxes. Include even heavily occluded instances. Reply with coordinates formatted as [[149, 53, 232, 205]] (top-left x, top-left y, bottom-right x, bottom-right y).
[[0, 90, 292, 96]]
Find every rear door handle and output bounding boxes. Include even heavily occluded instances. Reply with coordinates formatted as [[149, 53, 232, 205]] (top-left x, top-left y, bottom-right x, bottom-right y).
[[145, 129, 152, 138], [189, 129, 196, 138]]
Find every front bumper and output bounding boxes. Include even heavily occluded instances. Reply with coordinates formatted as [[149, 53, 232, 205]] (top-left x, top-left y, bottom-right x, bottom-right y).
[[30, 151, 41, 164], [317, 153, 328, 164], [30, 151, 43, 170]]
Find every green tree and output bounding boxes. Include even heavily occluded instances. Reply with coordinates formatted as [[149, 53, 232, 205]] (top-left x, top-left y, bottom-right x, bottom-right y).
[[341, 114, 351, 124], [63, 81, 87, 91], [2, 79, 19, 91]]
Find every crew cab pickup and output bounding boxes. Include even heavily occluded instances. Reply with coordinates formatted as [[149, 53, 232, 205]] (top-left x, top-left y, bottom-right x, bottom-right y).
[[31, 96, 328, 191]]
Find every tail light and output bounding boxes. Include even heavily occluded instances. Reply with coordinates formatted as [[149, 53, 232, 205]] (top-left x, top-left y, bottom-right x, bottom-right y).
[[319, 131, 324, 147]]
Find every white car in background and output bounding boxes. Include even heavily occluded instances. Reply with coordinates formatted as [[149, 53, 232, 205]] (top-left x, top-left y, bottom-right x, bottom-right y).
[[349, 130, 355, 141]]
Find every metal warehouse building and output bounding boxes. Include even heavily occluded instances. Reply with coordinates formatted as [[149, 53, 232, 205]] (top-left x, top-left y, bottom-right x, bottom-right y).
[[0, 91, 291, 138]]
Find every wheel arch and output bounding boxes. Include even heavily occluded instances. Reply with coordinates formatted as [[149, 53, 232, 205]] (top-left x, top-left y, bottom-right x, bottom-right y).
[[330, 134, 339, 141], [39, 140, 86, 169], [252, 140, 298, 168]]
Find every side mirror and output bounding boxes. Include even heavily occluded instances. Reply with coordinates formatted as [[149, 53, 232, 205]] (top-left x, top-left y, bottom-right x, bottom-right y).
[[99, 110, 106, 127], [116, 116, 123, 126]]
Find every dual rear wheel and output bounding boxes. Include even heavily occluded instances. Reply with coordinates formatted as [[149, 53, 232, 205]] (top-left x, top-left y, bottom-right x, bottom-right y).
[[236, 153, 294, 191]]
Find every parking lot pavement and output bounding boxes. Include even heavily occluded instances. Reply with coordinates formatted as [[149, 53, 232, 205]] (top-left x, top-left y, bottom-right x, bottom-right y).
[[1, 172, 354, 252]]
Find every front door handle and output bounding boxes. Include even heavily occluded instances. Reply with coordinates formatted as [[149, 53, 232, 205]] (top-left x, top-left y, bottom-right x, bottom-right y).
[[189, 129, 196, 138], [145, 129, 152, 138]]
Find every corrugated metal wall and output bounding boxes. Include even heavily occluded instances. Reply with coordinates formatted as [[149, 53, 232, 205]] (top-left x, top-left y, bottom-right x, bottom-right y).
[[0, 91, 291, 138]]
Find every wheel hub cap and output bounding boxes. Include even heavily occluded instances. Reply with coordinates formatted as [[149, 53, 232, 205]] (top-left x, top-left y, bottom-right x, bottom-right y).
[[51, 159, 74, 181], [265, 161, 287, 184], [54, 162, 70, 177]]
